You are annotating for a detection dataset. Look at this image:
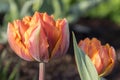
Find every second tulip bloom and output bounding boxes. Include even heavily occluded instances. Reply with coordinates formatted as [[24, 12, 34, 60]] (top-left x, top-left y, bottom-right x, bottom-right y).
[[78, 38, 116, 76]]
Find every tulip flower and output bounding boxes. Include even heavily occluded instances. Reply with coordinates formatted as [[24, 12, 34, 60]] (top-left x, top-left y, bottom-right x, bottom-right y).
[[7, 12, 69, 80], [78, 38, 116, 76]]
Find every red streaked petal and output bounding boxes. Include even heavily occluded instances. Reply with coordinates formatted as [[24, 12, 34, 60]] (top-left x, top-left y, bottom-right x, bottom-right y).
[[100, 46, 116, 76], [42, 13, 60, 52], [42, 13, 56, 27], [51, 19, 69, 58], [42, 20, 60, 53], [28, 25, 49, 62]]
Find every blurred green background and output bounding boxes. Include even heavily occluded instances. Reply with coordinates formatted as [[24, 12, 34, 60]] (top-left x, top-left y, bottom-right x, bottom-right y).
[[0, 0, 120, 80]]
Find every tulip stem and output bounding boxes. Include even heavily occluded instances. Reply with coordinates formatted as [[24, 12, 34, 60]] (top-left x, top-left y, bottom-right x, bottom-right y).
[[39, 62, 45, 80]]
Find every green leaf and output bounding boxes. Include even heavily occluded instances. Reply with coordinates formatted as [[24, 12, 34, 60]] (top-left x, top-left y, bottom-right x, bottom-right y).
[[67, 0, 104, 23], [20, 0, 33, 17], [52, 0, 62, 19], [9, 0, 19, 20], [2, 59, 12, 80], [0, 2, 9, 13], [8, 62, 20, 80], [32, 0, 43, 11], [0, 26, 7, 44], [72, 32, 99, 80]]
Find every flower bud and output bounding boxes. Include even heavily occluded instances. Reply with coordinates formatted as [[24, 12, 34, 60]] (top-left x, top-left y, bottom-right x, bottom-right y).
[[78, 38, 116, 76]]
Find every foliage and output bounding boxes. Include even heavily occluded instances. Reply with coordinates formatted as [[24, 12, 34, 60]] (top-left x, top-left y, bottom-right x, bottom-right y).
[[72, 32, 100, 80], [0, 44, 37, 80], [0, 0, 106, 23], [0, 45, 20, 80], [87, 0, 120, 24]]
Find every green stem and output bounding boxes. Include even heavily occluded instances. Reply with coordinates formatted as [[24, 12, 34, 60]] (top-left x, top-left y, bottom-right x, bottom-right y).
[[39, 62, 45, 80]]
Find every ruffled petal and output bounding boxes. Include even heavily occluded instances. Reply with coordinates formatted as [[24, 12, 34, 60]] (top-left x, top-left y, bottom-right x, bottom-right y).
[[7, 23, 34, 61]]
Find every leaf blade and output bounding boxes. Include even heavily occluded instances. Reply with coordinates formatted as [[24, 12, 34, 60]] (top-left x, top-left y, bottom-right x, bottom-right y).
[[72, 32, 99, 80]]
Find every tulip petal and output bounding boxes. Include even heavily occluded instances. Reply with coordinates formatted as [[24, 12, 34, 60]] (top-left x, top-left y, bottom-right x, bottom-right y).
[[31, 12, 60, 53], [28, 25, 49, 62], [7, 23, 34, 61], [15, 20, 30, 42], [42, 23, 60, 53], [51, 19, 69, 58], [100, 46, 116, 76], [22, 16, 31, 25], [43, 23, 60, 53], [42, 13, 56, 27], [42, 13, 61, 52], [78, 38, 90, 55], [93, 52, 103, 74]]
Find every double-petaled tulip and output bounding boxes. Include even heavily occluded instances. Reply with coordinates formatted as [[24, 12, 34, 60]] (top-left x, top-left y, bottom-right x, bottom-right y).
[[78, 38, 116, 76], [7, 12, 69, 62]]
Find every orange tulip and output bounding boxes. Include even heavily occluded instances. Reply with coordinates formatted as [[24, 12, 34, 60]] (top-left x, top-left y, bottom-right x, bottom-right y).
[[78, 38, 116, 76], [7, 12, 69, 62]]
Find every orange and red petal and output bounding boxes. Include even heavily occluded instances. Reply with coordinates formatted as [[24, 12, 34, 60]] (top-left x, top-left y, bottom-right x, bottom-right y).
[[42, 20, 60, 53], [42, 13, 56, 27], [93, 53, 103, 74], [101, 46, 116, 76], [28, 25, 49, 62], [51, 19, 69, 58], [78, 38, 90, 55], [7, 23, 34, 61]]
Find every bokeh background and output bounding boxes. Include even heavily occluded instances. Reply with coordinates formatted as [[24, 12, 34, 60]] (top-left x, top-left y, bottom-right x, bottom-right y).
[[0, 0, 120, 80]]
